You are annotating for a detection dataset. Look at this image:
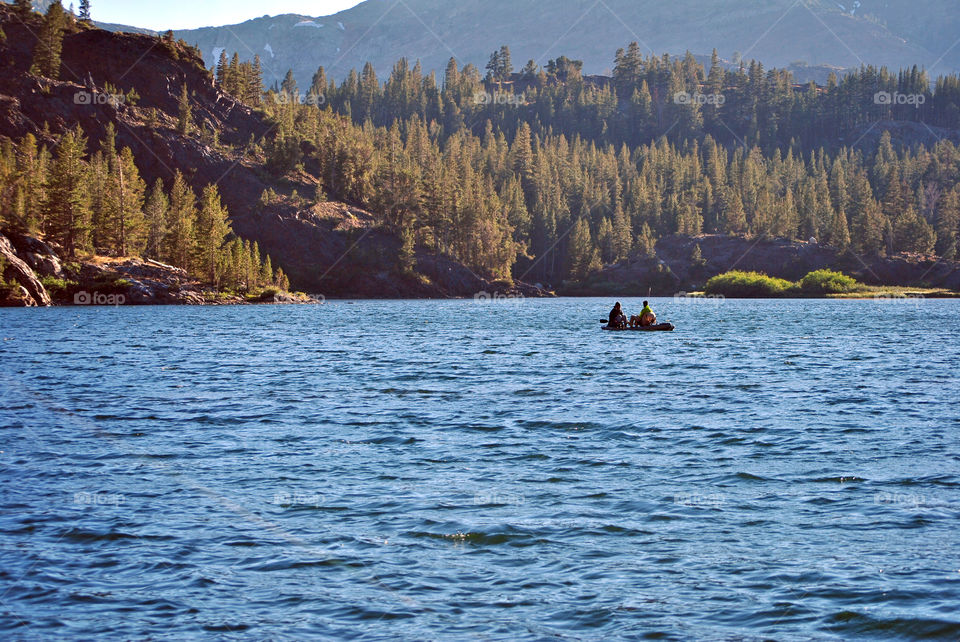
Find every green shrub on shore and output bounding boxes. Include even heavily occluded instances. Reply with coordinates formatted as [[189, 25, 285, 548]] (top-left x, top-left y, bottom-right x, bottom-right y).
[[705, 269, 864, 297], [798, 269, 860, 294], [40, 276, 78, 298], [704, 271, 795, 297], [258, 286, 281, 298]]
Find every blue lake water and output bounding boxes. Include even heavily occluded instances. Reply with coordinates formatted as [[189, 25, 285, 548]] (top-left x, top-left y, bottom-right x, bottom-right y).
[[1, 298, 959, 639]]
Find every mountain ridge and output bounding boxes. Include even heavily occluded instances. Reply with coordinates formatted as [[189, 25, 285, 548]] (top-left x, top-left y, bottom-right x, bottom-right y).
[[11, 1, 958, 89], [171, 0, 960, 88]]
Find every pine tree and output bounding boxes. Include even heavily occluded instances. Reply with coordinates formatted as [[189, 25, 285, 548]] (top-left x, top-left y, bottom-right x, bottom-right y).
[[611, 205, 632, 261], [194, 184, 232, 285], [228, 53, 241, 96], [636, 223, 656, 257], [249, 56, 263, 105], [260, 254, 273, 287], [31, 2, 66, 79], [498, 45, 513, 81], [443, 57, 460, 93], [241, 239, 254, 290], [79, 0, 91, 21], [597, 216, 614, 263], [309, 66, 328, 106], [226, 237, 244, 291], [45, 127, 92, 258], [110, 147, 146, 256], [274, 266, 289, 291], [88, 125, 114, 251], [613, 42, 642, 97], [721, 187, 747, 234], [520, 59, 538, 80], [398, 224, 416, 274], [827, 206, 850, 250], [281, 69, 298, 98], [143, 178, 169, 259], [164, 171, 196, 270], [892, 205, 936, 255], [216, 50, 229, 88], [176, 84, 192, 135], [566, 217, 601, 280], [485, 50, 500, 83], [848, 171, 884, 256], [934, 188, 959, 258], [16, 133, 50, 234], [357, 62, 379, 122], [249, 242, 263, 287], [0, 139, 19, 230]]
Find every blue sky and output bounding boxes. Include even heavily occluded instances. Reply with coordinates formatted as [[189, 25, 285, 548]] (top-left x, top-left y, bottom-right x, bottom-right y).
[[86, 1, 366, 30]]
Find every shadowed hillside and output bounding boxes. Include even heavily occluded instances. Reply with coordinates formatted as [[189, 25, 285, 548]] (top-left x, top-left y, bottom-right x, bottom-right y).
[[0, 4, 538, 298]]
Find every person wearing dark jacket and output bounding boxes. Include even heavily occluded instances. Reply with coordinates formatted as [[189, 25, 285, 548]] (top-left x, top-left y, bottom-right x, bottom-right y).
[[608, 302, 627, 328]]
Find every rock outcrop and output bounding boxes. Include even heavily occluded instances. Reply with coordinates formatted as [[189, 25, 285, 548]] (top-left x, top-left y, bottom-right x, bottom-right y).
[[0, 230, 319, 307], [5, 231, 63, 278], [0, 233, 51, 306]]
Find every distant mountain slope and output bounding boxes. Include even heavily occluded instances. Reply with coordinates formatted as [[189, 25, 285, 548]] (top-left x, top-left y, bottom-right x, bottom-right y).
[[173, 0, 960, 88], [0, 0, 154, 34], [4, 0, 55, 11]]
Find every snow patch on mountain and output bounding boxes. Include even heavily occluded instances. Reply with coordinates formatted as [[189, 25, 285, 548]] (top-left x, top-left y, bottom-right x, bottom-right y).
[[264, 43, 274, 58], [295, 20, 323, 29]]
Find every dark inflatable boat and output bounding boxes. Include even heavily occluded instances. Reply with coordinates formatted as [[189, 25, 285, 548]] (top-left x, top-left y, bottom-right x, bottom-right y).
[[601, 323, 675, 332]]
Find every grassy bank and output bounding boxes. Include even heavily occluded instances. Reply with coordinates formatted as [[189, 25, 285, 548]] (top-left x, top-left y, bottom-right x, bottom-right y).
[[702, 269, 959, 298]]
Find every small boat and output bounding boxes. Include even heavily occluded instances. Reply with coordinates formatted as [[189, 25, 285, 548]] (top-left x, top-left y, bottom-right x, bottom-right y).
[[601, 322, 675, 332]]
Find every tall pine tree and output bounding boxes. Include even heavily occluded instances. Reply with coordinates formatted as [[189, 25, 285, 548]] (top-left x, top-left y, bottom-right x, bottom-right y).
[[31, 2, 66, 79]]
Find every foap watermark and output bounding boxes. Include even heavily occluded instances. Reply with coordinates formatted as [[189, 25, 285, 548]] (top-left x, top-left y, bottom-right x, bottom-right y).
[[673, 292, 725, 306], [874, 491, 926, 508], [73, 90, 126, 107], [473, 290, 524, 305], [74, 291, 126, 306], [674, 91, 725, 106], [873, 293, 924, 307], [272, 93, 326, 107], [74, 492, 125, 507], [674, 492, 725, 508], [474, 490, 525, 506], [272, 490, 325, 507], [473, 91, 527, 107], [874, 91, 925, 108]]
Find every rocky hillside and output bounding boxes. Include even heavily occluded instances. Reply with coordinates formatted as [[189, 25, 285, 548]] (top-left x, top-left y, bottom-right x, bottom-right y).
[[0, 229, 314, 306], [172, 0, 960, 88], [0, 4, 545, 299]]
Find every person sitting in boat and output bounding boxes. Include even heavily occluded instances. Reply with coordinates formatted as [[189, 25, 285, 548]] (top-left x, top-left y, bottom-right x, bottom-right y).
[[633, 300, 656, 327], [608, 302, 627, 329]]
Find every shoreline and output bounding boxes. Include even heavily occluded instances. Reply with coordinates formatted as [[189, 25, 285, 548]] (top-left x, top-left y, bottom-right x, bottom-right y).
[[5, 289, 958, 308]]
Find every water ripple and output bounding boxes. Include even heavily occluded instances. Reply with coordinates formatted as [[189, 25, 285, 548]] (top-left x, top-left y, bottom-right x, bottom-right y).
[[1, 299, 958, 638]]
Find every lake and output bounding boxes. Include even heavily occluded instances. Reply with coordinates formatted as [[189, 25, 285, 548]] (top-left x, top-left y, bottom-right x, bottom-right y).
[[1, 298, 959, 639]]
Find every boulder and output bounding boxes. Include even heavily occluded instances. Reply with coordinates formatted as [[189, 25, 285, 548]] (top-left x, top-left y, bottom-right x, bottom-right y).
[[25, 251, 62, 278], [5, 232, 64, 278], [0, 233, 51, 307], [0, 284, 36, 307], [17, 285, 36, 306], [125, 280, 158, 304]]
